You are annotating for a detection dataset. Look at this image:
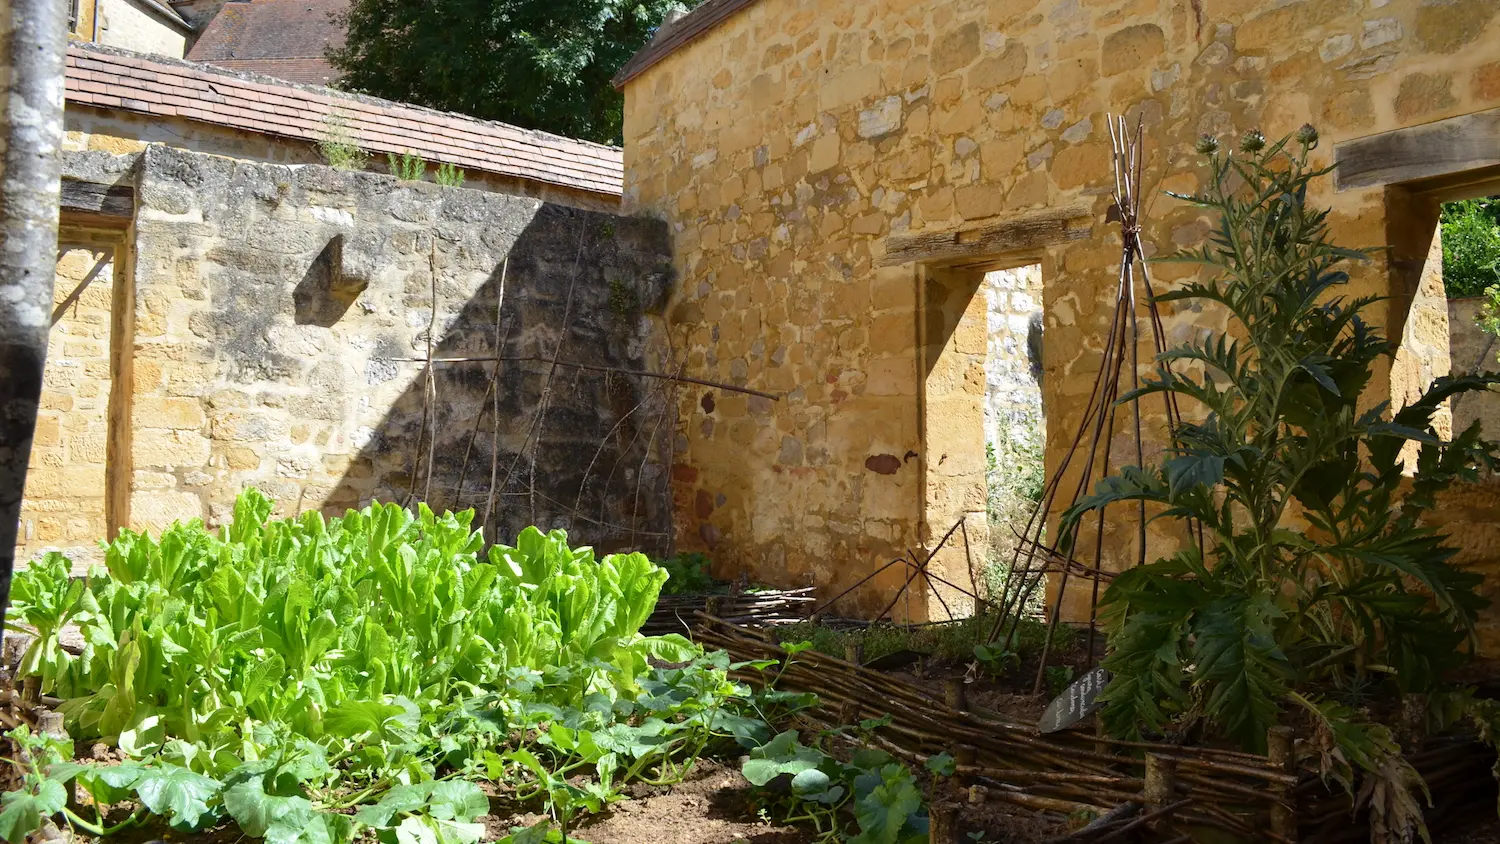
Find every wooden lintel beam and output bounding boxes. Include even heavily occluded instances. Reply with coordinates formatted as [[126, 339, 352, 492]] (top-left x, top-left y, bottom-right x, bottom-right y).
[[880, 205, 1093, 268], [60, 178, 134, 228], [1334, 108, 1500, 192]]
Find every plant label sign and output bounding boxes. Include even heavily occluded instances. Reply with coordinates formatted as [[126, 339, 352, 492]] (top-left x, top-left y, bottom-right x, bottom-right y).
[[1039, 667, 1110, 734]]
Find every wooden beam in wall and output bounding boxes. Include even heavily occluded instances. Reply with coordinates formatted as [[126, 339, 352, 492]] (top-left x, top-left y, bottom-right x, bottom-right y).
[[880, 205, 1092, 268], [60, 178, 134, 229], [1334, 108, 1500, 192]]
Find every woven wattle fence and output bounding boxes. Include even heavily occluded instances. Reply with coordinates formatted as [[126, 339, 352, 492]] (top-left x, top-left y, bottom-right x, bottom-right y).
[[694, 616, 1498, 843], [642, 587, 816, 638]]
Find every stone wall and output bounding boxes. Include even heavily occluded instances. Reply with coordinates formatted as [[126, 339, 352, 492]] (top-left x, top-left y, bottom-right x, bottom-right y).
[[984, 265, 1042, 450], [620, 0, 1500, 623], [16, 144, 676, 572], [96, 0, 185, 58], [1449, 297, 1500, 440]]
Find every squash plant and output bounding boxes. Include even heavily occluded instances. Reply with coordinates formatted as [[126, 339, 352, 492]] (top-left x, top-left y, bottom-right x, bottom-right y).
[[1062, 127, 1499, 831]]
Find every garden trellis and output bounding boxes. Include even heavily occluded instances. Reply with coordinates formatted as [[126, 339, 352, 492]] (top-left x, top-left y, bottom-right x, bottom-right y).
[[984, 115, 1191, 689]]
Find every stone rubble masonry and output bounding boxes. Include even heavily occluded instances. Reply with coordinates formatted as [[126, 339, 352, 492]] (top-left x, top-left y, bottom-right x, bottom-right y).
[[984, 265, 1043, 450], [1448, 298, 1500, 452], [620, 0, 1500, 645], [16, 143, 676, 574]]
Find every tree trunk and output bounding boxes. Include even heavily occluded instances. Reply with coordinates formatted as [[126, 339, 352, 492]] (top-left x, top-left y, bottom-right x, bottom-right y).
[[0, 0, 67, 631]]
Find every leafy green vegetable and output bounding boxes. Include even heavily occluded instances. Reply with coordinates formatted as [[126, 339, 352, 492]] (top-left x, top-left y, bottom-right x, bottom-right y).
[[739, 724, 927, 841], [3, 491, 764, 841], [0, 779, 66, 842]]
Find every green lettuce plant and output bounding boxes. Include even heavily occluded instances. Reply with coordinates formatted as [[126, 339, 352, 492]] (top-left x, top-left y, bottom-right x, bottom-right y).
[[1062, 127, 1500, 838], [2, 490, 756, 841]]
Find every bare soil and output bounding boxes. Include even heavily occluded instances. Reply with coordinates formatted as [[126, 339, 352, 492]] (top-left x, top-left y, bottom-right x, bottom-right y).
[[486, 759, 810, 844]]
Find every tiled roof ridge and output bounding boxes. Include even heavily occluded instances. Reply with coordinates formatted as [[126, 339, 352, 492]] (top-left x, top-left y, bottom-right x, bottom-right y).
[[68, 41, 623, 197]]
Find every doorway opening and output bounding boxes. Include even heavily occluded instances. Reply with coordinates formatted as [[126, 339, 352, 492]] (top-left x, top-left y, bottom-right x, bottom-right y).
[[918, 262, 1046, 623], [17, 238, 121, 573]]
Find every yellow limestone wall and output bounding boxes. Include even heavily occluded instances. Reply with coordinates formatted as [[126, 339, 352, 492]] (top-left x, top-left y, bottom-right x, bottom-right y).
[[621, 0, 1500, 633]]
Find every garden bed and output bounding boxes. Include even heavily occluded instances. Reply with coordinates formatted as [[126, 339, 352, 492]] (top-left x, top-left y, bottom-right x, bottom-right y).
[[695, 615, 1500, 844]]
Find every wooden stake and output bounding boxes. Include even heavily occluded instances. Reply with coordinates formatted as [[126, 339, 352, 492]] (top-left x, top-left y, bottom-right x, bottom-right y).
[[1144, 753, 1176, 812], [944, 678, 967, 711], [930, 802, 960, 844], [844, 641, 863, 666], [1268, 726, 1298, 841], [955, 744, 978, 788]]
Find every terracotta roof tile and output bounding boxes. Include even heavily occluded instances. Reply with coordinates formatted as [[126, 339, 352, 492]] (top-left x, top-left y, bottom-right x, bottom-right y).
[[65, 42, 623, 197], [188, 0, 347, 63]]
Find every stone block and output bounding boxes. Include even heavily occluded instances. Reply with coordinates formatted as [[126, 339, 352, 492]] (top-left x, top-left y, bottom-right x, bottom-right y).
[[810, 135, 841, 173], [820, 65, 882, 111], [858, 97, 904, 139], [1476, 62, 1500, 101], [969, 43, 1028, 91], [136, 396, 206, 430], [955, 184, 1003, 220], [131, 492, 204, 533], [1414, 0, 1496, 54], [1051, 144, 1110, 191], [134, 429, 213, 470], [1394, 72, 1456, 122], [226, 447, 263, 471], [1101, 24, 1164, 77]]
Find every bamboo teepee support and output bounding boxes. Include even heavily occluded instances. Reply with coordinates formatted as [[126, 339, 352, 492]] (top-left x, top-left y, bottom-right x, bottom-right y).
[[985, 115, 1193, 690]]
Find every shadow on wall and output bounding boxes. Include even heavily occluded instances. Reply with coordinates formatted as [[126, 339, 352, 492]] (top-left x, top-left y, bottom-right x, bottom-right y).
[[335, 205, 678, 555], [125, 144, 676, 557]]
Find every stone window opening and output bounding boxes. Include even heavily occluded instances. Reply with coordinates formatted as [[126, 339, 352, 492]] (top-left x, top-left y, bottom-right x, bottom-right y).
[[916, 259, 1046, 623]]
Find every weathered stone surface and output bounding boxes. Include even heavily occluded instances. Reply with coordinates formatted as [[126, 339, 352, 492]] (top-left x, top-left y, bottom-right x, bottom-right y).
[[858, 97, 903, 139], [618, 0, 1500, 630], [1414, 0, 1497, 54], [19, 146, 677, 574], [1394, 72, 1457, 121], [1101, 24, 1165, 77], [932, 23, 981, 76]]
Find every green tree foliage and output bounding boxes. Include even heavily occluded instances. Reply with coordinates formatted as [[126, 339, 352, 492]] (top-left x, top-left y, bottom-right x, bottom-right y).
[[1441, 198, 1500, 298], [329, 0, 701, 144], [1064, 127, 1500, 840]]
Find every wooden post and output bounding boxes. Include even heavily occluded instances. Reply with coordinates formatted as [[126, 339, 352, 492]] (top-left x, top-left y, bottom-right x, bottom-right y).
[[944, 678, 967, 711], [1267, 726, 1298, 841], [954, 744, 978, 788], [836, 699, 860, 726], [844, 640, 863, 666], [1143, 753, 1176, 816], [705, 596, 724, 618], [1094, 711, 1109, 757], [36, 710, 65, 740], [930, 802, 960, 843]]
